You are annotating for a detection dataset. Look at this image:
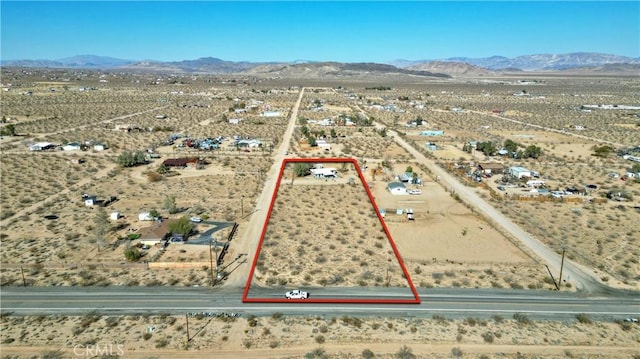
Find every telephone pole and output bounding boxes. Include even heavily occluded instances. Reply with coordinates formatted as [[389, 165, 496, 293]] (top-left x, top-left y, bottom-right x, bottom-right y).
[[209, 238, 215, 286], [558, 247, 566, 290]]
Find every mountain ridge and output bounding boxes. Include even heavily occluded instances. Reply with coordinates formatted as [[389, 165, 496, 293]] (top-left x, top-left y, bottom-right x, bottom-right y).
[[2, 52, 638, 76], [390, 52, 640, 71]]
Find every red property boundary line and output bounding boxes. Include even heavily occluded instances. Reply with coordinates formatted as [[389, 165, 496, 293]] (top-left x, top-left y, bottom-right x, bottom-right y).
[[242, 157, 421, 304]]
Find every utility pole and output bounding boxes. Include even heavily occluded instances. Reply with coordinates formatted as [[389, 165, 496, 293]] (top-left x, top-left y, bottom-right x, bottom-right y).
[[209, 239, 215, 287], [185, 314, 190, 342], [214, 242, 220, 285], [558, 247, 566, 290], [241, 195, 244, 218], [545, 265, 560, 290], [21, 267, 26, 287]]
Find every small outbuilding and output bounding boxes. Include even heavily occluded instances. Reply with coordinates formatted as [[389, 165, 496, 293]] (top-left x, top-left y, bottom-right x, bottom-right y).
[[29, 142, 56, 151], [509, 166, 532, 179], [138, 212, 154, 221], [478, 163, 505, 175], [62, 142, 82, 151], [420, 130, 444, 136], [387, 182, 408, 195], [84, 196, 98, 206], [93, 143, 108, 151], [162, 157, 202, 168]]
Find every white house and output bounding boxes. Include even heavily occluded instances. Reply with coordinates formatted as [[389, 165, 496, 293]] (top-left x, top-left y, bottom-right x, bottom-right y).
[[29, 142, 55, 151], [261, 111, 281, 117], [93, 144, 108, 151], [237, 139, 262, 148], [509, 166, 532, 179], [62, 142, 81, 151], [138, 212, 154, 221], [84, 196, 98, 207], [316, 139, 331, 150], [387, 182, 408, 195], [110, 212, 120, 220], [310, 167, 337, 178]]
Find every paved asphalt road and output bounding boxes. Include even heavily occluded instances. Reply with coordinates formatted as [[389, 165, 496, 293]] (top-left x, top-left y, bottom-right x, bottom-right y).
[[1, 286, 637, 321]]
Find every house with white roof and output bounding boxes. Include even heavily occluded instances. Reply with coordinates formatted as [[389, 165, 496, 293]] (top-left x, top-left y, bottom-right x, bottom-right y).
[[387, 182, 408, 195], [509, 166, 532, 179]]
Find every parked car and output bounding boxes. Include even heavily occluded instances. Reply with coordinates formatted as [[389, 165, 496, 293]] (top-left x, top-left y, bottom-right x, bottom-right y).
[[190, 216, 202, 223], [625, 317, 638, 323], [408, 189, 422, 195], [285, 289, 309, 299], [497, 185, 505, 191]]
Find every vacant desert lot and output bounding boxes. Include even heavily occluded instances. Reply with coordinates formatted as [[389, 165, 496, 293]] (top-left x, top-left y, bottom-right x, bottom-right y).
[[250, 161, 414, 292]]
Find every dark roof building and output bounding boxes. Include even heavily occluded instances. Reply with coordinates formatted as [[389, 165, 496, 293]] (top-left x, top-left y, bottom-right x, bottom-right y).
[[162, 157, 202, 167]]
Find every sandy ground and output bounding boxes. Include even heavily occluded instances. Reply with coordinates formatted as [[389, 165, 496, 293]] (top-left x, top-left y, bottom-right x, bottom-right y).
[[1, 314, 639, 358]]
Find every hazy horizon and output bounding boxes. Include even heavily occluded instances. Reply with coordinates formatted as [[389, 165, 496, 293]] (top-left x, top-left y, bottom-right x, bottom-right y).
[[1, 1, 639, 63]]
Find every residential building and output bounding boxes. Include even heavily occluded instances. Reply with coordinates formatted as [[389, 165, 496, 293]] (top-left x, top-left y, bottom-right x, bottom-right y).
[[387, 182, 408, 195]]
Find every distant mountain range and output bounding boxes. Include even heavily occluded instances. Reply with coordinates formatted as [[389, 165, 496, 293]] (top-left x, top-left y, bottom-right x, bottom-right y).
[[2, 52, 639, 77], [392, 52, 640, 71]]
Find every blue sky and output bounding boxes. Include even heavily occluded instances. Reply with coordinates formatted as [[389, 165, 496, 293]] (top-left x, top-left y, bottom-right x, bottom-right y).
[[1, 1, 638, 62]]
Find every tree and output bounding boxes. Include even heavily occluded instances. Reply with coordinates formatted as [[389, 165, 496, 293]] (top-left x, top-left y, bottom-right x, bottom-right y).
[[0, 124, 16, 136], [592, 145, 614, 158], [149, 209, 161, 219], [293, 163, 314, 177], [524, 145, 542, 159], [307, 135, 317, 147], [330, 128, 337, 138], [168, 216, 193, 236], [124, 246, 142, 262], [93, 207, 110, 251], [116, 151, 147, 167], [476, 141, 497, 156], [301, 125, 310, 137], [163, 196, 178, 214], [405, 166, 413, 173], [503, 139, 519, 153]]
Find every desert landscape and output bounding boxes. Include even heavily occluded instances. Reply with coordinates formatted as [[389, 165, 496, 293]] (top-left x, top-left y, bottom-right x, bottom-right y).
[[1, 66, 639, 357]]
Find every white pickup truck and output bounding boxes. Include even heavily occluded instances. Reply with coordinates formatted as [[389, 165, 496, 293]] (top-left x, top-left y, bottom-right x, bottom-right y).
[[284, 289, 309, 299]]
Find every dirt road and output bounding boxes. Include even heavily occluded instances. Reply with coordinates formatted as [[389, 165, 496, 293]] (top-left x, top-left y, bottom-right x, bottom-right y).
[[225, 88, 305, 287], [383, 125, 606, 293], [3, 343, 636, 359]]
